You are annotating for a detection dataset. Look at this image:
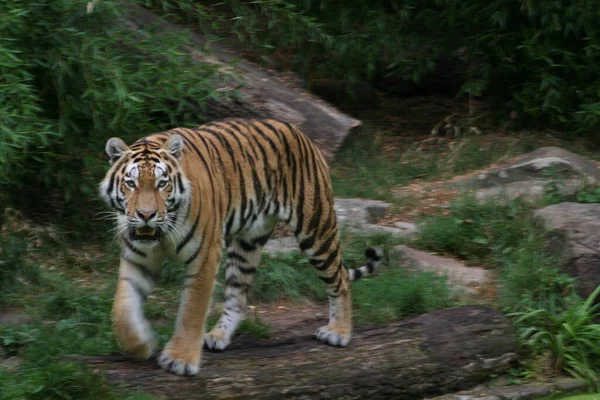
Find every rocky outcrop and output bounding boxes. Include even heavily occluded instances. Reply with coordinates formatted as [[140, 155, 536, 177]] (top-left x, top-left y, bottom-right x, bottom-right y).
[[429, 378, 584, 400], [393, 245, 491, 293], [67, 306, 518, 400], [534, 202, 600, 300], [449, 147, 600, 202]]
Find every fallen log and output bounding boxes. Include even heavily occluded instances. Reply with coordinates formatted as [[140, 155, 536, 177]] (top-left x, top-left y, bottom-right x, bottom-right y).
[[119, 3, 361, 161], [66, 306, 518, 399]]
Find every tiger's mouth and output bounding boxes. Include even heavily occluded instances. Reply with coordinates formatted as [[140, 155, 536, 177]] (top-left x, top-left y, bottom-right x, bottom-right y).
[[131, 226, 160, 241]]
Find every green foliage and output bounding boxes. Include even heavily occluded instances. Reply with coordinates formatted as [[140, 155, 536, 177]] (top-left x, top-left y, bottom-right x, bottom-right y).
[[0, 326, 40, 357], [330, 127, 438, 201], [222, 0, 447, 84], [415, 194, 600, 385], [512, 286, 600, 390], [558, 395, 600, 400], [456, 0, 600, 133], [147, 0, 600, 134], [143, 0, 451, 88], [0, 360, 155, 400], [0, 0, 227, 227], [417, 196, 532, 263], [352, 267, 454, 326], [233, 252, 327, 304], [416, 195, 573, 310], [236, 317, 271, 339], [0, 275, 155, 399], [576, 186, 600, 204], [0, 234, 40, 299]]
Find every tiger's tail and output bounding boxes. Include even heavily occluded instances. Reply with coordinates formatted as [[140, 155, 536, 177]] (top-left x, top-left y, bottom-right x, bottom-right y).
[[347, 247, 384, 282]]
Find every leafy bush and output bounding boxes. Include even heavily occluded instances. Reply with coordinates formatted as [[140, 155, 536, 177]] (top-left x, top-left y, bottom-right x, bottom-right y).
[[512, 286, 600, 390], [0, 0, 227, 227], [142, 0, 454, 88], [454, 0, 600, 133], [0, 234, 40, 298], [147, 0, 600, 134]]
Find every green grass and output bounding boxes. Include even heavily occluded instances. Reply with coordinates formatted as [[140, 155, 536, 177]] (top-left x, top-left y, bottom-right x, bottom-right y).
[[0, 276, 145, 399], [416, 195, 538, 262], [0, 361, 154, 400], [414, 194, 578, 312], [0, 234, 41, 300], [243, 253, 327, 304], [559, 395, 600, 400], [0, 237, 145, 399], [205, 314, 271, 341], [576, 185, 600, 204], [330, 127, 438, 201], [330, 124, 536, 202], [352, 267, 455, 326], [0, 228, 453, 399]]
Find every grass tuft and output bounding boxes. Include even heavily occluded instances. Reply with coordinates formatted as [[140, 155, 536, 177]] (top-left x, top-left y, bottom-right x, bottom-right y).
[[352, 267, 455, 326]]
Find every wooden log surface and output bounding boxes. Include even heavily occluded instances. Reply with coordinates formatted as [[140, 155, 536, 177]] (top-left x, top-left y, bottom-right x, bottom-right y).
[[66, 306, 518, 399], [119, 3, 362, 161]]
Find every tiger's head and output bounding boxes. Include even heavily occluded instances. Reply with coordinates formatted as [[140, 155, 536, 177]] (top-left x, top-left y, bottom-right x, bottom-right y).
[[99, 134, 190, 244]]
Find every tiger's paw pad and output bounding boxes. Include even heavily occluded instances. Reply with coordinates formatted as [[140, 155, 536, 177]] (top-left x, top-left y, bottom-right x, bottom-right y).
[[157, 347, 200, 376], [203, 330, 230, 352], [315, 325, 350, 347]]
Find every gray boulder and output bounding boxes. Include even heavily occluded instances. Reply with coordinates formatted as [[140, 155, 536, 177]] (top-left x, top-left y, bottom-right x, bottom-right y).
[[449, 147, 600, 202], [534, 202, 600, 300], [393, 245, 491, 293]]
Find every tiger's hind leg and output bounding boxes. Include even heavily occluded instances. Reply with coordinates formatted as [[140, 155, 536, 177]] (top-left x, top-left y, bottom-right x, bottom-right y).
[[204, 228, 273, 351], [294, 217, 354, 347], [295, 214, 382, 347]]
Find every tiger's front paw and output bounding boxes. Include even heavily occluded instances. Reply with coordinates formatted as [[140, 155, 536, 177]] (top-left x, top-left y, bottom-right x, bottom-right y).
[[114, 320, 157, 360], [316, 324, 351, 347], [127, 337, 157, 360], [157, 339, 201, 376]]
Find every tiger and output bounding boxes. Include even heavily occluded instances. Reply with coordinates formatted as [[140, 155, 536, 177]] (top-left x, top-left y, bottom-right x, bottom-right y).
[[99, 118, 382, 376]]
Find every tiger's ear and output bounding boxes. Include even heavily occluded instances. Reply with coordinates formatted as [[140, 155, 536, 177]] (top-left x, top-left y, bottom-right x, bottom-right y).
[[164, 134, 184, 161], [105, 138, 129, 165]]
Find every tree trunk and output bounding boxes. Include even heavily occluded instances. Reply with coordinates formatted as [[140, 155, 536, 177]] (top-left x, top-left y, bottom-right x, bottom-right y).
[[66, 306, 518, 399], [119, 3, 361, 161]]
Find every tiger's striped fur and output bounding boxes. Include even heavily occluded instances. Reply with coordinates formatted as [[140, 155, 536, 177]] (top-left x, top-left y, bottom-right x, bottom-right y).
[[99, 118, 382, 376]]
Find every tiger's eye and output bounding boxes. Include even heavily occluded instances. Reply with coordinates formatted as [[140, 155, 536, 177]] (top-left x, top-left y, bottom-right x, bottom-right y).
[[157, 180, 169, 189]]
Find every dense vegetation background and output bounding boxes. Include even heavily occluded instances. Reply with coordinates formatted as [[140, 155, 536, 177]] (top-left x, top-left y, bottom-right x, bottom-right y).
[[2, 0, 600, 225], [1, 1, 600, 397]]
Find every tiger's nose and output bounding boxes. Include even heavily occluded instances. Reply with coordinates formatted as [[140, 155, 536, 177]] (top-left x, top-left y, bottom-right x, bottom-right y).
[[136, 209, 157, 222]]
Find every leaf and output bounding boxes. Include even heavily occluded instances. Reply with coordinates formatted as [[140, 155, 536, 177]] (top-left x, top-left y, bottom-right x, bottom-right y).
[[56, 319, 73, 331]]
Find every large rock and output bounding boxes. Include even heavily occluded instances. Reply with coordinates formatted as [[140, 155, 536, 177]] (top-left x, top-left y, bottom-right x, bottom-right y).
[[67, 306, 518, 400], [449, 147, 600, 202], [534, 202, 600, 299], [429, 378, 583, 400], [394, 245, 491, 293]]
